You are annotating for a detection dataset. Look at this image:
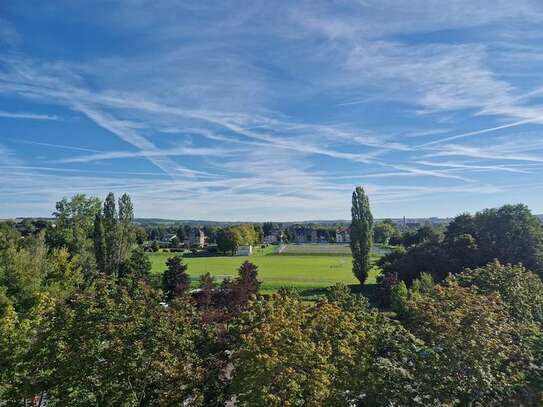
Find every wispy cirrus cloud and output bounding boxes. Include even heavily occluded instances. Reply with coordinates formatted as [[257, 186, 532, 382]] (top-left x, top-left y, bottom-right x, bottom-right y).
[[0, 110, 59, 120], [58, 145, 243, 163], [1, 1, 543, 218], [416, 118, 541, 147], [426, 138, 543, 163]]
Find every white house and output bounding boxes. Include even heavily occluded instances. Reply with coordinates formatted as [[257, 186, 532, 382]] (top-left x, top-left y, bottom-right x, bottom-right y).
[[335, 227, 351, 243], [235, 245, 253, 256], [184, 229, 206, 247]]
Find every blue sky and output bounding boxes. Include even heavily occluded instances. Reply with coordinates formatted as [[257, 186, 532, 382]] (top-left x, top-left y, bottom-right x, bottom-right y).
[[1, 1, 543, 221]]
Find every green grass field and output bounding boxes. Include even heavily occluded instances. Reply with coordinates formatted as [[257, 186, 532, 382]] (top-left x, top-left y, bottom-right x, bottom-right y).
[[149, 244, 381, 296]]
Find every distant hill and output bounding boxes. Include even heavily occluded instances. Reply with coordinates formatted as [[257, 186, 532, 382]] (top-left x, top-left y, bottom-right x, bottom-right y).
[[134, 218, 352, 227], [5, 214, 541, 226], [133, 217, 453, 226], [134, 218, 230, 226], [133, 214, 543, 227]]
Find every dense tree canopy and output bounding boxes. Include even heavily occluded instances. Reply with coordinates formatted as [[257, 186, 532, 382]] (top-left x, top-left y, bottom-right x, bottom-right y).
[[28, 277, 207, 406], [230, 287, 454, 406], [380, 204, 543, 284], [400, 283, 530, 405], [451, 261, 543, 326]]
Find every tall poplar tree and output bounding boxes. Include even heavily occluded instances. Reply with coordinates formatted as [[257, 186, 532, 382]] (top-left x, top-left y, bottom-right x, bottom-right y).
[[93, 213, 106, 274], [117, 193, 134, 268], [102, 192, 118, 276], [350, 186, 373, 284]]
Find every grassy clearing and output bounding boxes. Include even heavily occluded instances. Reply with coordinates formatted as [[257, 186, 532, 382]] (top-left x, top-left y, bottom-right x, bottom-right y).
[[278, 243, 352, 255], [149, 244, 381, 296], [276, 243, 391, 256]]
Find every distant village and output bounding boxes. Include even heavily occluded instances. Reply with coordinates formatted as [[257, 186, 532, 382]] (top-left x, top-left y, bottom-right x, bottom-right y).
[[135, 216, 454, 256], [2, 214, 489, 257]]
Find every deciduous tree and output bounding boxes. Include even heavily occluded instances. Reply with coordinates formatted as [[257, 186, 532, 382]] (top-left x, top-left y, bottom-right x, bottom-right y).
[[118, 247, 152, 280], [102, 192, 118, 276], [93, 213, 106, 274], [117, 193, 135, 266], [28, 277, 206, 405], [402, 283, 528, 404]]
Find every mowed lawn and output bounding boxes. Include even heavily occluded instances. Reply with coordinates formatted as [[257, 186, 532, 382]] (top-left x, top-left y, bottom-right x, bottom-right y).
[[149, 244, 381, 294]]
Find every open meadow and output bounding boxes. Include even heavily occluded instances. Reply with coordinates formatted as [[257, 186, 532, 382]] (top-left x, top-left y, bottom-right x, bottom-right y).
[[150, 244, 383, 296]]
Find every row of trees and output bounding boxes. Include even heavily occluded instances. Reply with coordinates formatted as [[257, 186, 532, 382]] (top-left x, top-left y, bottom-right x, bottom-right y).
[[93, 193, 135, 276]]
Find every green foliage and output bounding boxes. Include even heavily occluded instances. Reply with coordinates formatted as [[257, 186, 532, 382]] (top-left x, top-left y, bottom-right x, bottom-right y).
[[451, 261, 543, 326], [402, 283, 529, 405], [203, 225, 217, 244], [28, 277, 207, 406], [381, 240, 455, 285], [217, 228, 239, 255], [412, 272, 434, 295], [93, 213, 106, 274], [93, 192, 137, 277], [385, 204, 543, 284], [373, 221, 397, 244], [472, 205, 543, 273], [253, 224, 264, 244], [134, 226, 147, 245], [118, 247, 152, 280], [450, 261, 543, 399], [46, 194, 101, 280], [117, 193, 135, 264], [230, 294, 368, 406], [350, 186, 373, 284], [45, 247, 84, 297], [217, 224, 261, 255], [162, 255, 190, 301], [102, 192, 118, 275], [0, 292, 54, 403], [0, 234, 81, 315], [230, 289, 426, 406], [390, 280, 408, 313], [0, 232, 81, 402], [325, 282, 369, 314], [0, 221, 20, 249], [46, 194, 101, 253]]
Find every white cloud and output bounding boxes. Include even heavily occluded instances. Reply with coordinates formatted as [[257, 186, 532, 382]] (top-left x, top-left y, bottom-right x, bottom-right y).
[[0, 110, 59, 120], [1, 1, 543, 218]]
